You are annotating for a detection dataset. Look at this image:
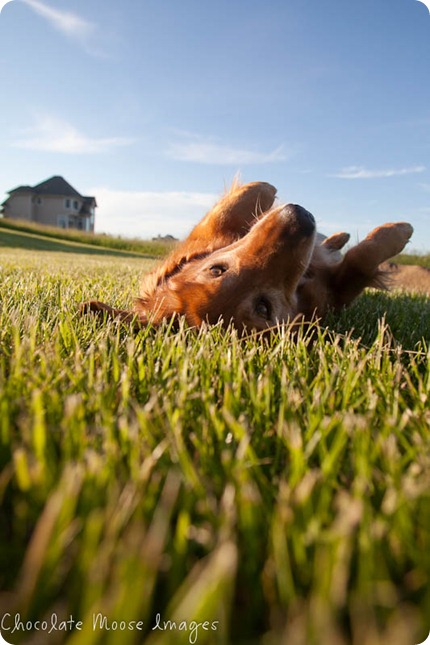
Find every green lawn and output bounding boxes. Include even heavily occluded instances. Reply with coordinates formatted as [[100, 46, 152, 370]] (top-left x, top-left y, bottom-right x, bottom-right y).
[[392, 253, 430, 268], [0, 218, 175, 258], [0, 247, 429, 645], [0, 227, 151, 258]]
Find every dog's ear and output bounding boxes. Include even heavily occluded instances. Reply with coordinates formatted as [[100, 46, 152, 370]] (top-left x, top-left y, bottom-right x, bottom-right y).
[[188, 181, 277, 242], [331, 222, 413, 307], [80, 300, 147, 326]]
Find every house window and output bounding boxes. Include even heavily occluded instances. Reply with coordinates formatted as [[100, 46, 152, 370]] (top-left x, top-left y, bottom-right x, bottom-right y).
[[73, 200, 79, 210], [65, 198, 71, 208], [36, 197, 42, 205]]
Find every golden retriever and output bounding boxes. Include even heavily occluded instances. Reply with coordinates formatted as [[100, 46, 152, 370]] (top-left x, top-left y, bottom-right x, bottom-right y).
[[82, 181, 413, 333]]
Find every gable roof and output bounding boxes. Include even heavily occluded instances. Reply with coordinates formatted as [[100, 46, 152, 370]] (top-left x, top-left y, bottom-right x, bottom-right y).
[[7, 176, 95, 204], [33, 176, 83, 198], [8, 185, 34, 194]]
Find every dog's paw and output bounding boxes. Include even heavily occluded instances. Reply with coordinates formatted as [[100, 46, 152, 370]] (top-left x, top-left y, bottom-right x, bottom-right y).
[[79, 300, 110, 315], [366, 222, 414, 260]]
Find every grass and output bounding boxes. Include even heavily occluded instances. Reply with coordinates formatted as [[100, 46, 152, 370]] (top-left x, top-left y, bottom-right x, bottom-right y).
[[0, 218, 176, 257], [391, 253, 430, 269], [0, 246, 429, 645], [0, 227, 153, 258]]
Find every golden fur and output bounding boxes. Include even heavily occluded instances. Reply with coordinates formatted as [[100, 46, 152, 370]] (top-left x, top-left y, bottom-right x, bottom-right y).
[[82, 182, 413, 333]]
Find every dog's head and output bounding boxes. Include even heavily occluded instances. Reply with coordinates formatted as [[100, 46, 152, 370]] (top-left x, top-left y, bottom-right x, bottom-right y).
[[135, 199, 316, 332], [82, 180, 413, 332]]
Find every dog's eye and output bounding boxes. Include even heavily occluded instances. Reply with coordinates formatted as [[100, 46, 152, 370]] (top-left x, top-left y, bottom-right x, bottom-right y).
[[209, 264, 227, 277], [255, 297, 271, 319]]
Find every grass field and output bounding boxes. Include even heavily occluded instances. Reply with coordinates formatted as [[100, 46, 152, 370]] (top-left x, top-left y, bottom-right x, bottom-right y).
[[0, 240, 429, 645], [0, 227, 151, 258], [0, 218, 175, 258]]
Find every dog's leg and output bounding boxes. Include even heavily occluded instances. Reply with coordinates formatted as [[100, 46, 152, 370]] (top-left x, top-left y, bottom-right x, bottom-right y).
[[331, 222, 413, 307], [80, 300, 140, 324]]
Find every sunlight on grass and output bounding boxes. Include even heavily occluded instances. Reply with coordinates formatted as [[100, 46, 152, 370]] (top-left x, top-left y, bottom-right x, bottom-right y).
[[0, 249, 429, 644]]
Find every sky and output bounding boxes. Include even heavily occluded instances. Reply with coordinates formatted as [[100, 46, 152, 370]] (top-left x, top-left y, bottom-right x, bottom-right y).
[[0, 0, 429, 249]]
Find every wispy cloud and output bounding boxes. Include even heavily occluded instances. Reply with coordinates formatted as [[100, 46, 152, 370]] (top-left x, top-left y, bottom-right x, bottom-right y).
[[12, 115, 135, 154], [331, 165, 426, 179], [21, 0, 93, 37], [88, 187, 218, 238], [166, 133, 288, 165], [19, 0, 105, 55]]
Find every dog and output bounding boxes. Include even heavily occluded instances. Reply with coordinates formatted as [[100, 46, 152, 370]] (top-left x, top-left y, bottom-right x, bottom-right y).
[[81, 181, 413, 333]]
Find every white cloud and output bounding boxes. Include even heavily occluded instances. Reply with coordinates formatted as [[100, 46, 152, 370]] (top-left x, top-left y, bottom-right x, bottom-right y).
[[12, 115, 135, 154], [331, 165, 426, 179], [89, 187, 219, 239], [166, 133, 288, 165], [19, 0, 108, 55], [21, 0, 94, 38]]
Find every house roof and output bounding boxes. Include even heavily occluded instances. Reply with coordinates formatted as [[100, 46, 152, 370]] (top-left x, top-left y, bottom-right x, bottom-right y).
[[7, 176, 96, 204], [8, 185, 34, 194], [33, 176, 83, 198]]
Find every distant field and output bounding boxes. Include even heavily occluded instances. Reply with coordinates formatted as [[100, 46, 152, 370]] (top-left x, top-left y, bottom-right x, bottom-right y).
[[0, 226, 151, 258], [392, 252, 430, 268], [1, 216, 428, 266], [0, 243, 429, 645], [0, 217, 175, 257]]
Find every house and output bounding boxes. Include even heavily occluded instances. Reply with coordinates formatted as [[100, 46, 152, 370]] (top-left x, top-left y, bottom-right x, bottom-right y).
[[0, 176, 96, 232]]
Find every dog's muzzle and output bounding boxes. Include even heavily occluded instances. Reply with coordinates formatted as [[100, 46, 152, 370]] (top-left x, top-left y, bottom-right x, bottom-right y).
[[280, 204, 316, 237]]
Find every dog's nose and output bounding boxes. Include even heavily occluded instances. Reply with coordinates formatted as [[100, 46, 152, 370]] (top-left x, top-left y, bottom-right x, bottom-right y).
[[281, 204, 315, 236]]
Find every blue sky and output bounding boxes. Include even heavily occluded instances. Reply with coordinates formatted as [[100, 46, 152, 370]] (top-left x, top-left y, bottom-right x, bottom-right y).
[[0, 0, 429, 248]]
